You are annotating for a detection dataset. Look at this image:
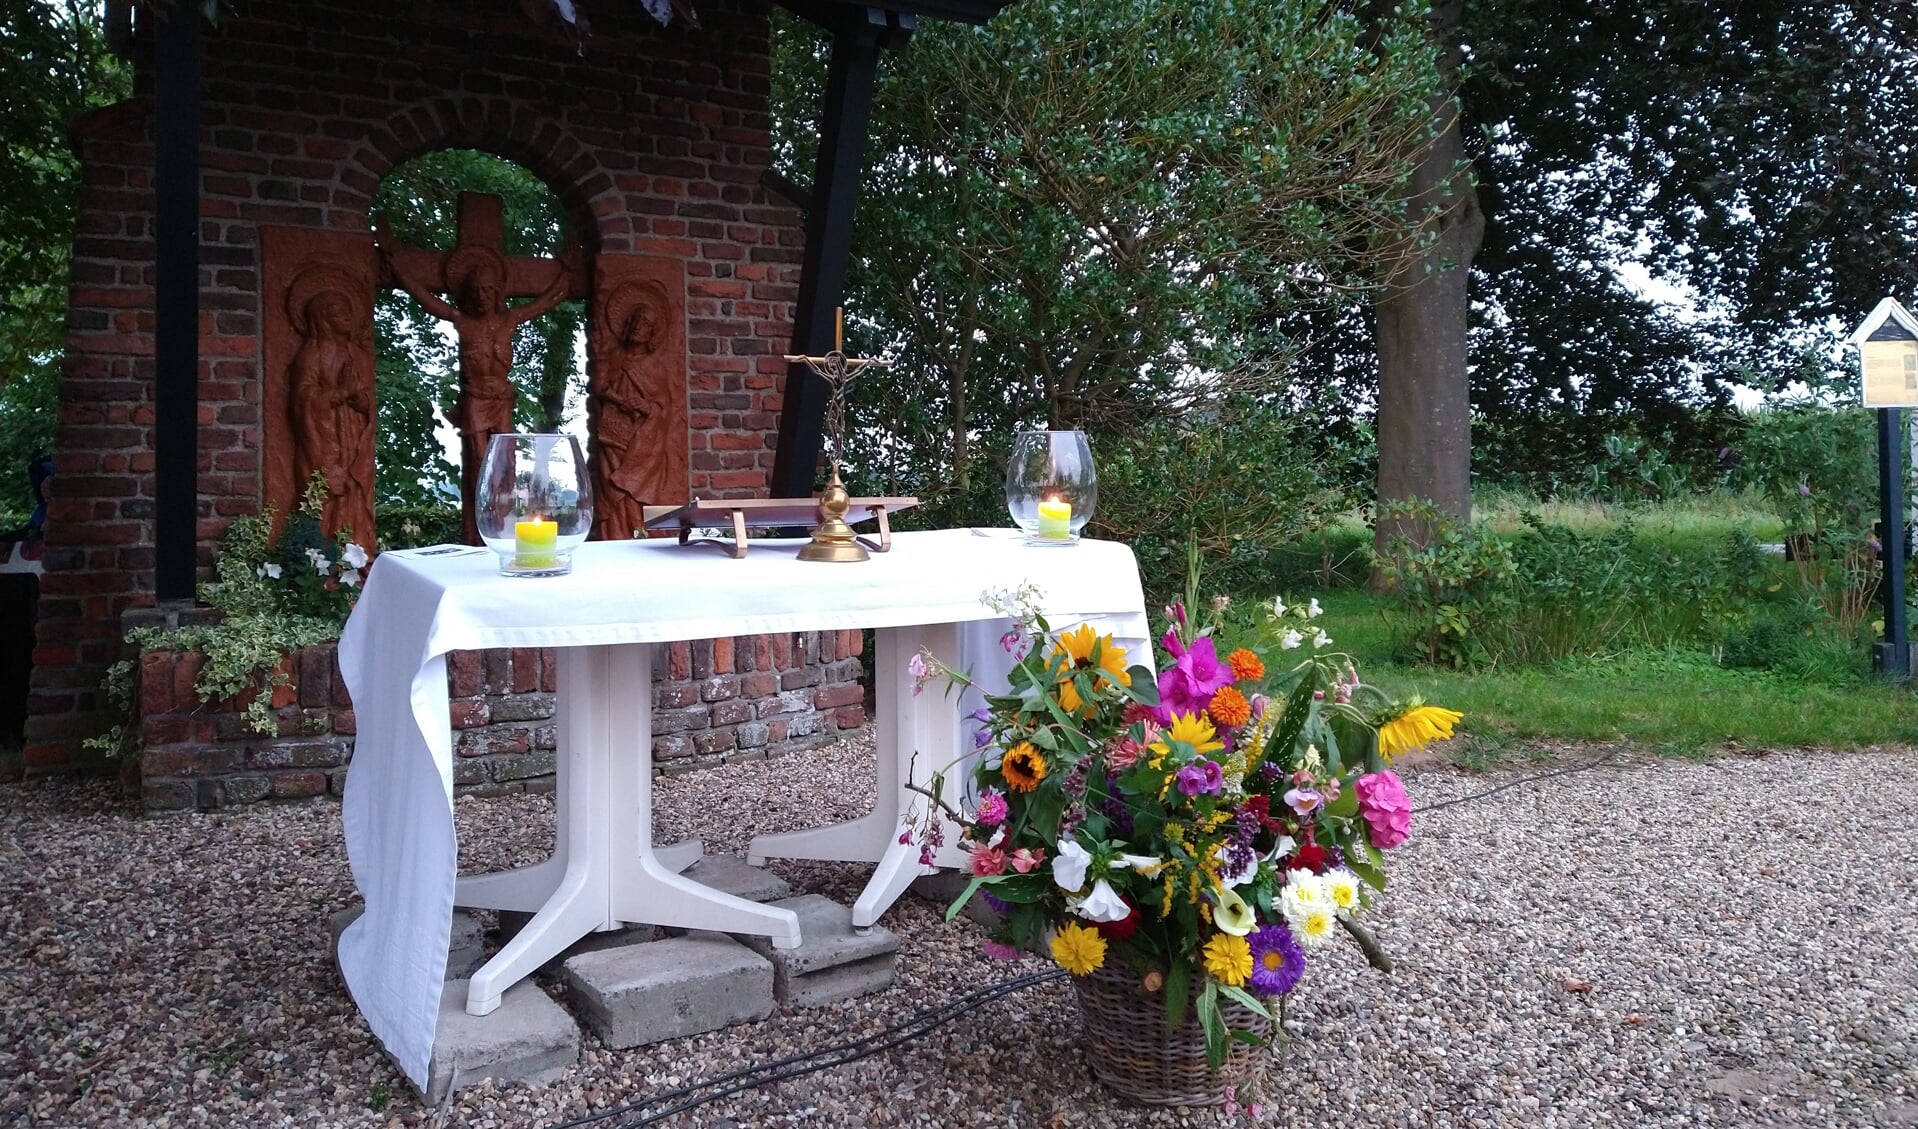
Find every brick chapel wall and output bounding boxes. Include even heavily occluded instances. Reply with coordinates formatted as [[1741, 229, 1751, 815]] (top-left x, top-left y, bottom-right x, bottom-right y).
[[26, 0, 848, 785]]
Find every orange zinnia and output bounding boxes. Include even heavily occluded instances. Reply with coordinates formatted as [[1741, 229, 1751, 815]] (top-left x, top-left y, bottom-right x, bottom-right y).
[[1001, 742, 1048, 792], [1208, 685, 1251, 728], [1225, 648, 1264, 682]]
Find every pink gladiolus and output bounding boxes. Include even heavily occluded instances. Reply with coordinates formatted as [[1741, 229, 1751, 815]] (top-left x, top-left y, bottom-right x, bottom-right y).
[[1008, 847, 1046, 874]]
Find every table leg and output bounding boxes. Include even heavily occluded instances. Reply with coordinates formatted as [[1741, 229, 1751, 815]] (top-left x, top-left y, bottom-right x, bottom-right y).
[[850, 622, 969, 928], [466, 646, 799, 1016], [605, 642, 800, 948], [746, 625, 916, 867], [466, 645, 620, 1016]]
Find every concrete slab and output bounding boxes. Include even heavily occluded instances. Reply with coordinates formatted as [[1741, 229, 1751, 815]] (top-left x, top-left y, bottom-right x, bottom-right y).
[[680, 855, 792, 903], [328, 904, 486, 980], [737, 895, 900, 1007], [562, 933, 774, 1049], [417, 978, 580, 1104]]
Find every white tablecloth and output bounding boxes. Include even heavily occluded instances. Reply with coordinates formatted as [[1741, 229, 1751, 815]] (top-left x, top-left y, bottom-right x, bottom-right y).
[[335, 528, 1149, 1089]]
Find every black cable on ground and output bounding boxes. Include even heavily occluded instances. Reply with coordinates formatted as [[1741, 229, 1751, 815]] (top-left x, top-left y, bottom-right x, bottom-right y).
[[1412, 751, 1621, 815], [548, 753, 1617, 1126], [552, 968, 1065, 1129]]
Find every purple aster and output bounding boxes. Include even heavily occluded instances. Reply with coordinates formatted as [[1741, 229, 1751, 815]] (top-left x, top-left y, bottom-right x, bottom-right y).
[[1247, 923, 1305, 995]]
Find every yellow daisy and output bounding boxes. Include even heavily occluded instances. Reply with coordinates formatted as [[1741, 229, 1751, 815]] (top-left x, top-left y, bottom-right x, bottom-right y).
[[1377, 703, 1464, 760], [1051, 922, 1107, 976], [1053, 625, 1132, 713], [1149, 712, 1226, 761], [1201, 933, 1252, 988]]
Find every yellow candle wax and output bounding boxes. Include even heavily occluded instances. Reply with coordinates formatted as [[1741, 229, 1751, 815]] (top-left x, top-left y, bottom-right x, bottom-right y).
[[514, 518, 559, 567], [1036, 498, 1073, 540]]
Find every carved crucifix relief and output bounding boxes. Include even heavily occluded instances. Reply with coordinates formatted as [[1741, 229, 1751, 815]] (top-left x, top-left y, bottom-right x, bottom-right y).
[[377, 192, 579, 544]]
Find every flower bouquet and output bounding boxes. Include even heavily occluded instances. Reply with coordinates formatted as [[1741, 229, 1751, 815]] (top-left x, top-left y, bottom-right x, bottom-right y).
[[914, 588, 1459, 1106]]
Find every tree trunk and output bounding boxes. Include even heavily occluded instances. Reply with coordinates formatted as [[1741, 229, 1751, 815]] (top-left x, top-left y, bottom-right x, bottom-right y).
[[537, 301, 580, 432], [1371, 1, 1482, 588]]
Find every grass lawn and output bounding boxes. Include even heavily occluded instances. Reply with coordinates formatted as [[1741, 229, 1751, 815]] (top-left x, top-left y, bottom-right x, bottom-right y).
[[1312, 589, 1916, 758]]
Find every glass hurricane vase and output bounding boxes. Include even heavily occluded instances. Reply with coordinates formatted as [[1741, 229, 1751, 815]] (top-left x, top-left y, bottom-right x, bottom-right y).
[[475, 433, 594, 577], [1005, 429, 1097, 545]]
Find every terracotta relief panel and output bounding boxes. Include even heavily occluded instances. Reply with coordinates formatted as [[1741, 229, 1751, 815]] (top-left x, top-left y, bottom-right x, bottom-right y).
[[588, 255, 689, 540], [260, 226, 379, 548]]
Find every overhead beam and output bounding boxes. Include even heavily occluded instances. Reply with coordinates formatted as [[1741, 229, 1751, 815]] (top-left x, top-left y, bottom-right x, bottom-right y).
[[770, 7, 912, 497], [153, 7, 203, 601]]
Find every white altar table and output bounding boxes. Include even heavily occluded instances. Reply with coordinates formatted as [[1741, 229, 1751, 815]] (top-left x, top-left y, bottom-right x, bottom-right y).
[[335, 528, 1148, 1091]]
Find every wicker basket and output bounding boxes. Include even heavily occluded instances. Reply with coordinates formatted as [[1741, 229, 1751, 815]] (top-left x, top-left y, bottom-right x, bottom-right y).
[[1071, 965, 1273, 1106]]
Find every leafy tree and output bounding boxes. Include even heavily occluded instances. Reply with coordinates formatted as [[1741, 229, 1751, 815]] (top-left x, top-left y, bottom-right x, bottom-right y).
[[1457, 0, 1916, 487], [0, 0, 128, 522], [369, 149, 584, 506], [776, 0, 1441, 545]]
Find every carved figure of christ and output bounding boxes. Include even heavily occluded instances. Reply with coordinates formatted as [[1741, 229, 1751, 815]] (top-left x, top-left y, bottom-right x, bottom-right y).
[[377, 192, 577, 542]]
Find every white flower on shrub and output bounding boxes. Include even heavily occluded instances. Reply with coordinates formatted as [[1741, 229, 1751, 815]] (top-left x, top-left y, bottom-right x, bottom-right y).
[[1307, 598, 1323, 618], [338, 567, 361, 588], [1280, 629, 1304, 650], [305, 547, 329, 574], [341, 542, 369, 569], [256, 562, 282, 580], [1312, 629, 1333, 648]]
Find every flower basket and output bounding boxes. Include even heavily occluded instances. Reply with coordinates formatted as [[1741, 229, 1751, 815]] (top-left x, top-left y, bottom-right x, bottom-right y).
[[1073, 965, 1272, 1106]]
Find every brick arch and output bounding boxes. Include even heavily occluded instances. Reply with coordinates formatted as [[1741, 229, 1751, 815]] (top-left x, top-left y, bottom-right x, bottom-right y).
[[338, 97, 616, 252]]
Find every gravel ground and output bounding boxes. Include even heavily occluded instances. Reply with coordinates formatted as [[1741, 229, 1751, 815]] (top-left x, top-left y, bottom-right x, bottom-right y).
[[3, 738, 1917, 1128]]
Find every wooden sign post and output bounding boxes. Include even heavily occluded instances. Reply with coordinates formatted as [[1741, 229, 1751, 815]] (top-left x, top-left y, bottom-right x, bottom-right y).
[[1850, 297, 1918, 677]]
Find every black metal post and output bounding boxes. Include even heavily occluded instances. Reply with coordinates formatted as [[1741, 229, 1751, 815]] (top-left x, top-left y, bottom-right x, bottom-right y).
[[1876, 407, 1911, 677], [153, 9, 202, 601], [770, 8, 911, 498]]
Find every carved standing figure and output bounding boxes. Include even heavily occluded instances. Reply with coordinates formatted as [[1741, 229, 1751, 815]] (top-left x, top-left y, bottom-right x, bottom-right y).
[[285, 265, 376, 544], [383, 234, 573, 542], [590, 279, 677, 539]]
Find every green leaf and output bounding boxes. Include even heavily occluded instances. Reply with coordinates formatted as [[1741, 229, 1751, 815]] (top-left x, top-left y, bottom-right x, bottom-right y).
[[1164, 958, 1190, 1026], [1218, 983, 1274, 1021]]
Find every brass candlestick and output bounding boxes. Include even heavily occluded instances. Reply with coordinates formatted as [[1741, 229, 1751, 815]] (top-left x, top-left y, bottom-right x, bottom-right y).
[[787, 307, 889, 563]]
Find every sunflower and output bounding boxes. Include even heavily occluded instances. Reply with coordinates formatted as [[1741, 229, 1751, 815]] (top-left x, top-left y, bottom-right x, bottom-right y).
[[1001, 741, 1048, 792], [1377, 702, 1464, 760], [1149, 712, 1226, 763], [1053, 625, 1132, 713], [1050, 922, 1107, 976], [1201, 932, 1253, 987], [1224, 648, 1265, 682], [1207, 685, 1251, 728]]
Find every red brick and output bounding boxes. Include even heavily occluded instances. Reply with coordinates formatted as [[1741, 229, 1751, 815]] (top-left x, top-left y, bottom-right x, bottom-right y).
[[139, 651, 176, 716], [840, 630, 863, 657], [669, 641, 692, 680], [834, 706, 866, 729], [448, 650, 483, 698], [712, 636, 733, 674], [511, 647, 540, 693], [271, 772, 329, 798], [449, 698, 490, 729], [814, 682, 863, 709]]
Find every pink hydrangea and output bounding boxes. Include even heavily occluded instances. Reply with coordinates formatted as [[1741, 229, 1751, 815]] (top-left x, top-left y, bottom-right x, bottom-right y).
[[1354, 770, 1412, 849]]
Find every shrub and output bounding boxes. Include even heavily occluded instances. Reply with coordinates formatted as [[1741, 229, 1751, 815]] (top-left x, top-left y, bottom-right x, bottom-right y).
[[1376, 502, 1766, 668]]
